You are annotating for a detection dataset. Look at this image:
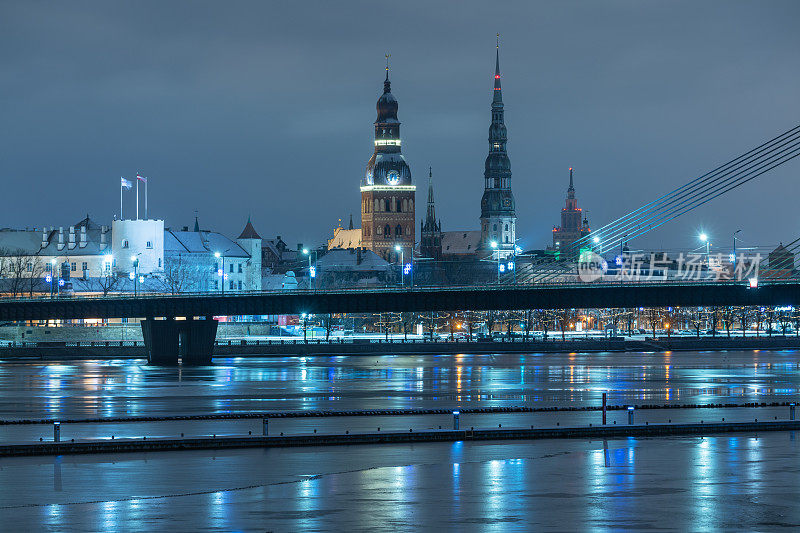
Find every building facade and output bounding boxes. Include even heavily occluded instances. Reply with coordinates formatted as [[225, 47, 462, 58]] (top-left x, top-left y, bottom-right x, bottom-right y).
[[551, 167, 591, 259], [479, 42, 516, 257], [360, 63, 416, 262]]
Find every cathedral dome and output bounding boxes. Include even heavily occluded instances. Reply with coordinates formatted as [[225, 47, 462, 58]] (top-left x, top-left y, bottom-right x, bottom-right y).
[[376, 80, 399, 123], [364, 152, 411, 186]]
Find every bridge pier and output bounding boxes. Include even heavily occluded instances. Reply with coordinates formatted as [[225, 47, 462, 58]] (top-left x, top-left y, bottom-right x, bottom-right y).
[[141, 316, 217, 366]]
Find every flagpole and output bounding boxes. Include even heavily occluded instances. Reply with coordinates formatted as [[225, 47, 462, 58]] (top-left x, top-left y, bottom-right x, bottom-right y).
[[120, 178, 123, 220], [136, 176, 139, 220], [145, 179, 148, 219]]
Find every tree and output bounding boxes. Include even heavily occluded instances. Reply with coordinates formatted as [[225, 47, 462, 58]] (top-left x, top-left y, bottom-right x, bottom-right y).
[[0, 249, 28, 297], [89, 266, 122, 296], [158, 254, 192, 295], [721, 307, 735, 338], [24, 256, 47, 297], [778, 309, 792, 336], [739, 307, 750, 338], [557, 309, 574, 341]]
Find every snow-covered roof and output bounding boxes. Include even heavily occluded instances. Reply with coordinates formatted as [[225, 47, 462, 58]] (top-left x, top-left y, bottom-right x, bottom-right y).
[[441, 230, 481, 255], [327, 228, 362, 250], [165, 230, 249, 258], [316, 248, 390, 272]]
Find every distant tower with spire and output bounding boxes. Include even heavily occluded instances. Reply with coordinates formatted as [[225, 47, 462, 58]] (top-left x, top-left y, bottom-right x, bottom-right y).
[[360, 55, 416, 262], [420, 167, 442, 260], [479, 35, 516, 257], [551, 167, 591, 259]]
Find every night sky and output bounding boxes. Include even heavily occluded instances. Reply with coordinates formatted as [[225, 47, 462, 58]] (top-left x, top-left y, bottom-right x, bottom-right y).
[[2, 1, 798, 253]]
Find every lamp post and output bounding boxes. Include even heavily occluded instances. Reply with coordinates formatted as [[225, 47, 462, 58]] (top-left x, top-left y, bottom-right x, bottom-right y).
[[48, 258, 56, 299], [130, 254, 140, 297], [214, 251, 225, 293], [732, 229, 742, 271], [699, 233, 710, 272], [302, 248, 317, 291], [395, 244, 404, 287], [491, 241, 499, 283]]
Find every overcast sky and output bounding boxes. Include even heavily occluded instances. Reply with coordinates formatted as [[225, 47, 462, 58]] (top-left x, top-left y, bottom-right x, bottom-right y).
[[1, 1, 798, 253]]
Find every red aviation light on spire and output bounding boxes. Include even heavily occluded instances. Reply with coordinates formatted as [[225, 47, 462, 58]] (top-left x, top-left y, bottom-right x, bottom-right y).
[[569, 167, 573, 171], [495, 74, 501, 79]]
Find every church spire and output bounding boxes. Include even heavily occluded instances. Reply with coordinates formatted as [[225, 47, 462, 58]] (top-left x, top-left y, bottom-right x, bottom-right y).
[[493, 34, 503, 104], [480, 36, 516, 253], [426, 166, 436, 224], [384, 53, 391, 92]]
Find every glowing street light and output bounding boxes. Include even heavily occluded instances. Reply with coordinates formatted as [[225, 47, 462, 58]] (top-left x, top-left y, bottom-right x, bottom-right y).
[[490, 241, 500, 283], [303, 248, 317, 291], [698, 232, 710, 262], [395, 244, 405, 287]]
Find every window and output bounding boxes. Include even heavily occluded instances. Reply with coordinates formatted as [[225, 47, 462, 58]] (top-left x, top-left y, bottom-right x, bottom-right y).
[[505, 224, 508, 231], [395, 224, 402, 236], [158, 258, 162, 268], [45, 264, 51, 272], [81, 262, 88, 271], [229, 263, 234, 273], [237, 281, 242, 290], [71, 262, 76, 272], [493, 224, 497, 231], [384, 224, 390, 236], [122, 240, 129, 248], [213, 280, 219, 290], [238, 263, 243, 273], [229, 280, 234, 290], [26, 262, 32, 272], [146, 241, 152, 249], [385, 199, 391, 212], [505, 236, 509, 243]]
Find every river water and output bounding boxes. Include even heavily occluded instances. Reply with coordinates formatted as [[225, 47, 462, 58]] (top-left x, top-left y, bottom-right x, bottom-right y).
[[1, 349, 799, 530]]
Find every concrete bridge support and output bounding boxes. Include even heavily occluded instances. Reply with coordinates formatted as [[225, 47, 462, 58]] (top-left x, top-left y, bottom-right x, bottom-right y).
[[141, 317, 218, 366]]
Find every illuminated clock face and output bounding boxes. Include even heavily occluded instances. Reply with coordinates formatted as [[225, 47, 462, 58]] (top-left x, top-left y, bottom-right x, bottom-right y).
[[386, 171, 400, 185]]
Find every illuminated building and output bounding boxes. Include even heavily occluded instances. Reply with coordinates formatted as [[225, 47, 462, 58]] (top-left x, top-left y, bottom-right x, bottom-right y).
[[360, 59, 416, 262], [550, 167, 591, 259], [479, 39, 516, 257]]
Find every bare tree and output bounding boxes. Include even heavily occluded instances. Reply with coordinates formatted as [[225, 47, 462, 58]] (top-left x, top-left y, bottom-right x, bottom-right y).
[[158, 254, 191, 294], [92, 268, 122, 296], [739, 307, 750, 338], [721, 307, 735, 338], [24, 256, 47, 297], [1, 251, 29, 298]]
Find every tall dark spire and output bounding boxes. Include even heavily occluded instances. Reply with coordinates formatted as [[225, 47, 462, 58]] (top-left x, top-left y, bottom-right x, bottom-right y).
[[426, 167, 436, 223], [493, 34, 503, 104], [480, 35, 516, 252], [384, 53, 391, 92], [568, 167, 575, 199], [420, 166, 442, 260]]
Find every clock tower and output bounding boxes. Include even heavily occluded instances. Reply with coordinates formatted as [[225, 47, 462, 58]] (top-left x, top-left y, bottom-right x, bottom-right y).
[[479, 39, 516, 257], [360, 59, 416, 262]]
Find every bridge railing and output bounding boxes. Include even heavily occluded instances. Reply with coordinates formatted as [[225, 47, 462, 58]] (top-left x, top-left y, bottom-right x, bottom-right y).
[[0, 275, 793, 304]]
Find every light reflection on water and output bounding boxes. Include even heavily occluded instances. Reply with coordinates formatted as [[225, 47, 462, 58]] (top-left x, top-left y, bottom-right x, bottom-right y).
[[0, 350, 798, 420]]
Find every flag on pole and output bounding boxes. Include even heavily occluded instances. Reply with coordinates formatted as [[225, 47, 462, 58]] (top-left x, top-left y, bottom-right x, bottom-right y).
[[121, 177, 133, 189], [136, 174, 147, 183]]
